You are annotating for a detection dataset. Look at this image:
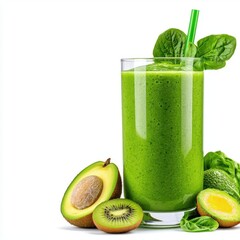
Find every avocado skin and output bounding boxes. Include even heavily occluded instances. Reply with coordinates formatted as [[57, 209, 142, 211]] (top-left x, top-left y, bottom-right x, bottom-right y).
[[204, 169, 240, 202]]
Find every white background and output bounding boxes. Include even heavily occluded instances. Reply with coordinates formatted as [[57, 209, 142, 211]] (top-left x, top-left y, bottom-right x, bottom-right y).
[[0, 0, 240, 239]]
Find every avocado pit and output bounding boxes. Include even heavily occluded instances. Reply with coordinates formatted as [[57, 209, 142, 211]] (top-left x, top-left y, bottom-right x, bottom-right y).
[[71, 175, 103, 210]]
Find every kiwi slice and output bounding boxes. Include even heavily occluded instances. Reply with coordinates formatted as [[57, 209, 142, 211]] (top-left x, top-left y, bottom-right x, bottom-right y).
[[92, 198, 143, 233]]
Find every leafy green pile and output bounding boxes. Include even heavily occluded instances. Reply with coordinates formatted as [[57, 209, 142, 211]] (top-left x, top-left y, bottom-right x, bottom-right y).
[[153, 28, 236, 70]]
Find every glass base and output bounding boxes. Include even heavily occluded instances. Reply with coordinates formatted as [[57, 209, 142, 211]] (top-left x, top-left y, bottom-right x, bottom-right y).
[[141, 207, 196, 228]]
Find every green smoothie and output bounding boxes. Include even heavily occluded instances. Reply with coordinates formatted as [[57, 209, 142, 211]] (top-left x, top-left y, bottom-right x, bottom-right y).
[[121, 61, 204, 211]]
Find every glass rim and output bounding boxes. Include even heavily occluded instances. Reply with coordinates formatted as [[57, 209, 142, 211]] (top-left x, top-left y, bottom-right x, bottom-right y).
[[121, 57, 201, 62]]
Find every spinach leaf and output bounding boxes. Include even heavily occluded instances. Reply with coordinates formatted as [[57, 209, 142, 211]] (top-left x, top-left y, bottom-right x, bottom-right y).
[[196, 34, 236, 69], [153, 28, 187, 57], [180, 216, 219, 232], [204, 151, 235, 176], [180, 210, 219, 232], [204, 151, 240, 191], [152, 29, 236, 70]]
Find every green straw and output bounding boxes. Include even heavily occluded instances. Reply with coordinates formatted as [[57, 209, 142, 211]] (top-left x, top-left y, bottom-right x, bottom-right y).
[[184, 9, 200, 56]]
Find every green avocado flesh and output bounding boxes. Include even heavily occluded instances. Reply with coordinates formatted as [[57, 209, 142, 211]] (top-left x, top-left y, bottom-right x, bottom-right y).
[[61, 161, 119, 220], [198, 189, 240, 222]]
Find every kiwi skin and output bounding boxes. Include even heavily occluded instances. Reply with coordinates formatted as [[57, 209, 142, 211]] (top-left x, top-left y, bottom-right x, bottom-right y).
[[93, 216, 142, 233], [94, 218, 142, 233], [92, 198, 143, 233]]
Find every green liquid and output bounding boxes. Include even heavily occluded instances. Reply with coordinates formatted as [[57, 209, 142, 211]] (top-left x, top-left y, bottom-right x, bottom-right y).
[[121, 69, 204, 211]]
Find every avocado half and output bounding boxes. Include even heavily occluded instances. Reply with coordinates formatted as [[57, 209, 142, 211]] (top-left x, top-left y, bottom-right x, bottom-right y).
[[61, 159, 122, 227], [197, 188, 240, 227]]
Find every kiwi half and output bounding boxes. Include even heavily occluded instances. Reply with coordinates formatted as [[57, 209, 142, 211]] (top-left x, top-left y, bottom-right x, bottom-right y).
[[92, 198, 143, 233]]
